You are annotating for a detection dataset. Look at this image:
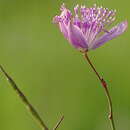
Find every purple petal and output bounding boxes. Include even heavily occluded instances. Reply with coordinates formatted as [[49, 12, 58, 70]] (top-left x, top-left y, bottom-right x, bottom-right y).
[[67, 22, 88, 49], [59, 22, 69, 39], [91, 21, 128, 49]]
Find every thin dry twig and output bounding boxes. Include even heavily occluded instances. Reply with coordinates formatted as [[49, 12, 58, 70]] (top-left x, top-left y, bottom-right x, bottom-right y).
[[53, 115, 64, 130]]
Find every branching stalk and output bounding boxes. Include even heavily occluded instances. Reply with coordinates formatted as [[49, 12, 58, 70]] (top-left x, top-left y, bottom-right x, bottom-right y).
[[0, 65, 49, 130]]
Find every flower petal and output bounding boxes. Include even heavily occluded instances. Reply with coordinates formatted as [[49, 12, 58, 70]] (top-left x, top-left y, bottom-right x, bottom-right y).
[[91, 21, 128, 49], [59, 22, 69, 39], [67, 22, 88, 49]]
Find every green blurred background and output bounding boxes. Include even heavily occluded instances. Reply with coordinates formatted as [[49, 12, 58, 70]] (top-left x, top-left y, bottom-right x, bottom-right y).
[[0, 0, 129, 130]]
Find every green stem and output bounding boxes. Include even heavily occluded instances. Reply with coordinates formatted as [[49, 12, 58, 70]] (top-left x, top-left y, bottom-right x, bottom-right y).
[[83, 52, 116, 130], [0, 65, 49, 130]]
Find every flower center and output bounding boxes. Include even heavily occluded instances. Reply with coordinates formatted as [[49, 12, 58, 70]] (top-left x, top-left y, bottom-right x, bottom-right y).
[[73, 4, 116, 45]]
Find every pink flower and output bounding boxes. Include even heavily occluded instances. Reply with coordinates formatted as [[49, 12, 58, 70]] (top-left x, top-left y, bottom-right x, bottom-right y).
[[53, 4, 128, 52]]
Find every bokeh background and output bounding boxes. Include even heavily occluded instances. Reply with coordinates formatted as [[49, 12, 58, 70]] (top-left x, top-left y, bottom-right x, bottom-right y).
[[0, 0, 129, 130]]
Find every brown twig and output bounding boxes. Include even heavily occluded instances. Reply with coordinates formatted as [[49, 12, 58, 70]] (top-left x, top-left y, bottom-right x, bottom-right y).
[[83, 52, 116, 130], [53, 115, 64, 130], [0, 65, 49, 130]]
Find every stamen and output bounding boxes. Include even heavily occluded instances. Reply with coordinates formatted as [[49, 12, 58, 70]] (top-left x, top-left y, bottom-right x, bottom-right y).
[[74, 5, 79, 15], [60, 3, 66, 11]]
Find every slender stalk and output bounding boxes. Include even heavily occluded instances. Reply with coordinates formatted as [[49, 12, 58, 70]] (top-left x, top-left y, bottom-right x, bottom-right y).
[[83, 52, 116, 130], [0, 65, 49, 130], [53, 115, 64, 130]]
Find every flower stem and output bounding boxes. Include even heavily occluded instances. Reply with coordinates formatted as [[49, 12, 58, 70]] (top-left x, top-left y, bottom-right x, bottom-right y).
[[83, 52, 116, 130], [0, 65, 49, 130]]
